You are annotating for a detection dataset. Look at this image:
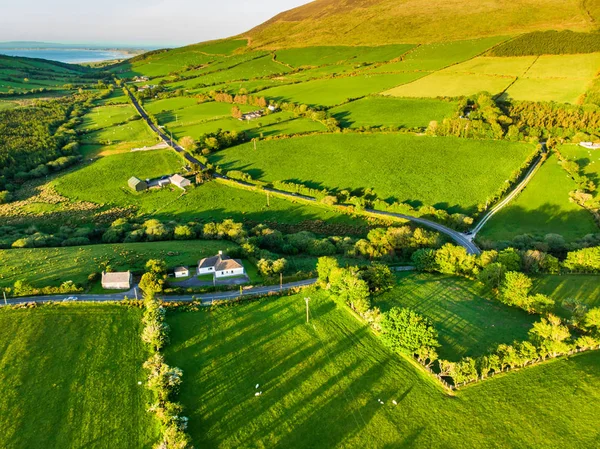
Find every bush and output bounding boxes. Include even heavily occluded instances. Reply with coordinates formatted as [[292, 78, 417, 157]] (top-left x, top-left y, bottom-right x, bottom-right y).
[[380, 307, 439, 356]]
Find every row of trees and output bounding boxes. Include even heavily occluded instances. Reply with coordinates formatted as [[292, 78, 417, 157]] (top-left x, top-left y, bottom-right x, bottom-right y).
[[141, 289, 194, 449]]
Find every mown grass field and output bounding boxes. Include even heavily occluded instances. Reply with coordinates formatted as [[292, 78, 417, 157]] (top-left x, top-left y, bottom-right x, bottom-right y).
[[166, 290, 600, 448], [78, 104, 139, 130], [0, 240, 234, 288], [330, 96, 457, 129], [258, 72, 428, 107], [210, 133, 535, 214], [561, 144, 600, 197], [0, 304, 158, 449], [532, 274, 600, 318], [374, 273, 536, 360], [478, 154, 599, 243], [81, 119, 156, 145]]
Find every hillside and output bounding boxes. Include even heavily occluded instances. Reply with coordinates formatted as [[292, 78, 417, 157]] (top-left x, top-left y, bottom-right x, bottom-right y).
[[244, 0, 599, 48]]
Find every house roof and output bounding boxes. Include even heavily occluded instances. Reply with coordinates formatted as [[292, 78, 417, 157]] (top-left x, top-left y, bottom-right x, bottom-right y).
[[174, 266, 189, 273], [170, 174, 190, 185], [102, 271, 131, 284], [215, 258, 243, 271], [198, 255, 221, 269], [128, 176, 143, 187]]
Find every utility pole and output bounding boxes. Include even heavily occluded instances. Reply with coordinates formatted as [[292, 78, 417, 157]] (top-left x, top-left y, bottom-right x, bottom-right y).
[[305, 297, 310, 324], [267, 190, 270, 207], [2, 290, 6, 306], [134, 288, 138, 301], [280, 272, 283, 290], [253, 138, 257, 151]]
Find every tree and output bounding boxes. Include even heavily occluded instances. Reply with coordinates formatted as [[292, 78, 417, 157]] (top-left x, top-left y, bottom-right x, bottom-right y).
[[231, 105, 242, 119], [477, 262, 506, 289], [360, 263, 395, 293], [174, 225, 194, 240], [529, 314, 571, 358], [178, 136, 196, 152], [500, 271, 532, 308], [497, 248, 522, 271], [330, 267, 371, 314], [411, 248, 437, 272], [316, 256, 339, 284], [380, 307, 439, 356], [583, 307, 600, 336], [434, 244, 477, 276], [139, 259, 168, 293]]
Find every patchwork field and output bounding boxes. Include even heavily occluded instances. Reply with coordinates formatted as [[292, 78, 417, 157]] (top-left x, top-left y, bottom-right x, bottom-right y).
[[275, 44, 415, 67], [374, 273, 536, 361], [258, 72, 428, 107], [166, 290, 600, 448], [210, 133, 535, 214], [0, 305, 158, 449], [477, 154, 599, 243], [78, 104, 139, 130], [330, 96, 457, 129]]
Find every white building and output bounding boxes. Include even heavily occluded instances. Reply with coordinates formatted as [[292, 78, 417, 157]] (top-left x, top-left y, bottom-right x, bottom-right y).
[[101, 271, 132, 290], [197, 251, 245, 279], [579, 142, 600, 150], [174, 266, 189, 278], [170, 174, 191, 190]]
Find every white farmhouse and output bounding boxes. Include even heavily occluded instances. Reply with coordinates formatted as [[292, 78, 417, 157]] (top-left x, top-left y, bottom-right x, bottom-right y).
[[170, 174, 191, 189], [197, 251, 245, 278], [101, 271, 132, 290]]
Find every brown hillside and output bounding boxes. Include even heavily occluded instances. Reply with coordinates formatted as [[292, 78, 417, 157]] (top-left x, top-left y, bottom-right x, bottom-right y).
[[244, 0, 596, 48]]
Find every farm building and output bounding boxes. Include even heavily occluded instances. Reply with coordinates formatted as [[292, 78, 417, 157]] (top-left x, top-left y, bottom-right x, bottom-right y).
[[174, 266, 190, 278], [128, 177, 147, 192], [197, 251, 245, 279], [158, 178, 171, 187], [580, 142, 600, 150], [240, 110, 264, 121], [170, 174, 191, 189], [133, 76, 149, 82], [101, 271, 132, 290]]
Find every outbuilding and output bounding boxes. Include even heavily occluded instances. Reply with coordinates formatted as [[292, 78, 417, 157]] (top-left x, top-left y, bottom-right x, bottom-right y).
[[101, 271, 132, 290], [128, 176, 147, 192], [170, 174, 191, 189], [174, 266, 190, 278]]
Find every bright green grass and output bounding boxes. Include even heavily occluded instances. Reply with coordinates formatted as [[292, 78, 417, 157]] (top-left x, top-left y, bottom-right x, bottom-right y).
[[53, 149, 185, 205], [0, 100, 17, 110], [478, 154, 599, 243], [0, 304, 158, 449], [258, 117, 327, 137], [526, 53, 600, 80], [96, 88, 128, 105], [330, 96, 457, 129], [194, 39, 248, 55], [284, 64, 358, 82], [371, 37, 508, 73], [155, 101, 255, 129], [505, 77, 592, 103], [210, 133, 534, 214], [384, 71, 514, 98], [78, 104, 138, 130], [178, 53, 267, 79], [168, 111, 295, 140], [143, 96, 201, 115], [0, 240, 234, 288], [444, 56, 537, 76], [275, 44, 415, 67], [166, 290, 600, 448], [532, 274, 600, 317], [189, 78, 290, 96], [81, 119, 156, 145], [374, 273, 536, 360], [259, 73, 428, 107], [561, 145, 600, 198]]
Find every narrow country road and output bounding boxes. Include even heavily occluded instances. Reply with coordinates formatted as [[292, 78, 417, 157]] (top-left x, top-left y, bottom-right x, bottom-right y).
[[124, 86, 482, 253], [2, 279, 317, 307]]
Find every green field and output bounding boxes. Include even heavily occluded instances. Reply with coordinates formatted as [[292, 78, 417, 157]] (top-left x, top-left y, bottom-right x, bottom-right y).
[[330, 96, 457, 129], [166, 289, 600, 448], [0, 240, 234, 289], [275, 44, 415, 67], [478, 154, 599, 243], [210, 133, 535, 214], [374, 273, 536, 360], [78, 104, 139, 130], [532, 274, 600, 317], [0, 304, 158, 448], [81, 119, 157, 145], [259, 73, 428, 107], [561, 145, 600, 198]]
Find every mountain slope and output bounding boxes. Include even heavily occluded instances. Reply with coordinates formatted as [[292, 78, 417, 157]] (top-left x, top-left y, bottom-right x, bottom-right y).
[[244, 0, 598, 48]]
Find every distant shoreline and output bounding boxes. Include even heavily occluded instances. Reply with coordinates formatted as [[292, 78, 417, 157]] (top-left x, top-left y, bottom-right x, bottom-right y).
[[0, 48, 144, 64]]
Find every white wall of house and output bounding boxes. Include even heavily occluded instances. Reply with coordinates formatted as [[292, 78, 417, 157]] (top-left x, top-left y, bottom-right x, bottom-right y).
[[215, 267, 245, 278], [174, 270, 189, 278], [198, 266, 215, 275]]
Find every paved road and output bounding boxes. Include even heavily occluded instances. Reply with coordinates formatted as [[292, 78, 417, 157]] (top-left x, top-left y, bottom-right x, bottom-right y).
[[124, 85, 482, 253], [2, 279, 317, 307], [470, 155, 544, 237]]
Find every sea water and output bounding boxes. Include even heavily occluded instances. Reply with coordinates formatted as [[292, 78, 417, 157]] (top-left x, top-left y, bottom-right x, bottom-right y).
[[0, 49, 130, 64]]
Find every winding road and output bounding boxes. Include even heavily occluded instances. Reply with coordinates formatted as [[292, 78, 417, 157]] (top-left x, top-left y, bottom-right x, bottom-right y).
[[3, 279, 317, 307]]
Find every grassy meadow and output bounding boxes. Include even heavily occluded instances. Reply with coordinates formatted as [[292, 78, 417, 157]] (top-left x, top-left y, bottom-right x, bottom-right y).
[[275, 44, 415, 67], [0, 305, 158, 449], [477, 154, 599, 243], [210, 133, 535, 214], [374, 273, 536, 361], [532, 274, 600, 318], [166, 289, 600, 448], [330, 96, 457, 129]]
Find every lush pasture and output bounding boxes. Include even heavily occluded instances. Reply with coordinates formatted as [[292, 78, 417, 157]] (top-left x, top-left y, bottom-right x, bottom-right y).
[[0, 240, 234, 288], [257, 117, 327, 137], [143, 96, 201, 114], [526, 53, 600, 80], [371, 37, 507, 73], [259, 72, 428, 107], [0, 305, 158, 448], [561, 145, 600, 197], [505, 78, 591, 104], [532, 274, 600, 318], [477, 154, 599, 243], [330, 96, 457, 129], [154, 101, 255, 129], [374, 273, 536, 360], [166, 290, 600, 448], [194, 39, 248, 55], [275, 44, 415, 67], [443, 56, 537, 77], [81, 119, 156, 145], [384, 72, 514, 98], [284, 64, 358, 81], [53, 149, 185, 206], [210, 133, 534, 214], [190, 78, 290, 95], [78, 104, 138, 130]]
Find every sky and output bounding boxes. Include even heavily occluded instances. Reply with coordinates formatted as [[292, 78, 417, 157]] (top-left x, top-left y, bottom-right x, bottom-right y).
[[0, 0, 312, 47]]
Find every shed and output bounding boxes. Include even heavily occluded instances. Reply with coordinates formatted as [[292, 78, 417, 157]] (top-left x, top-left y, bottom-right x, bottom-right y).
[[128, 177, 147, 192], [101, 271, 132, 290], [174, 266, 190, 278], [170, 174, 191, 189]]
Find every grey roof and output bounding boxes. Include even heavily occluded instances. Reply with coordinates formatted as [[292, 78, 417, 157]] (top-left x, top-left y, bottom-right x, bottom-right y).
[[128, 177, 143, 187], [102, 271, 131, 284], [198, 255, 221, 269], [216, 258, 243, 271]]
